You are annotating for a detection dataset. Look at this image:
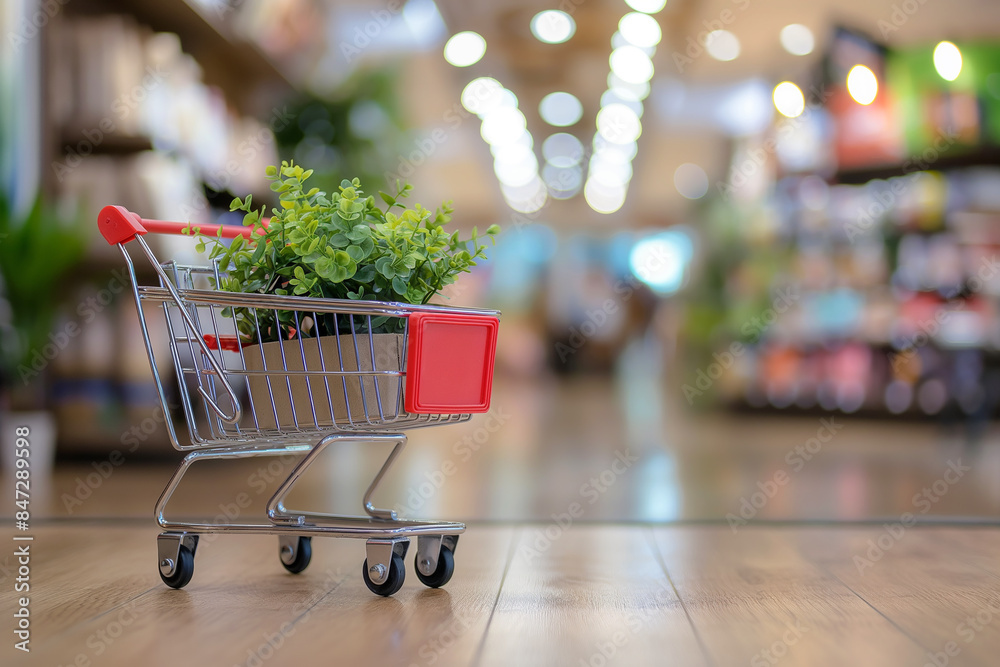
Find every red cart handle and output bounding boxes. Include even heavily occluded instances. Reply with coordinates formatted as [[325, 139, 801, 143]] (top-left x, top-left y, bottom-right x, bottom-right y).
[[98, 205, 267, 246]]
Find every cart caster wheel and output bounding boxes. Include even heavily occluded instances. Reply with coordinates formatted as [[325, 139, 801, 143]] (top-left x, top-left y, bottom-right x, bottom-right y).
[[280, 536, 312, 574], [159, 545, 195, 589], [415, 544, 455, 589], [363, 554, 405, 596]]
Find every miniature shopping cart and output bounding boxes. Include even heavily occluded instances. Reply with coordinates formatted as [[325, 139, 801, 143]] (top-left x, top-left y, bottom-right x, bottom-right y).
[[98, 205, 500, 596]]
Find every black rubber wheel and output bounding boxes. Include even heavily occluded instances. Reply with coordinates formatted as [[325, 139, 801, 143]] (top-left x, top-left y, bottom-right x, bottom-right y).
[[414, 545, 455, 589], [281, 536, 312, 574], [160, 545, 195, 589], [362, 554, 405, 596]]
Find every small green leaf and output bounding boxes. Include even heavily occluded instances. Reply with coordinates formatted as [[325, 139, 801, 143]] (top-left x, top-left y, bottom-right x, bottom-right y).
[[392, 276, 407, 295]]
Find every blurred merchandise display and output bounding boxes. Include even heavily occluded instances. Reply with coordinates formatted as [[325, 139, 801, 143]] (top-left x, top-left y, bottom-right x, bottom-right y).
[[686, 27, 1000, 421]]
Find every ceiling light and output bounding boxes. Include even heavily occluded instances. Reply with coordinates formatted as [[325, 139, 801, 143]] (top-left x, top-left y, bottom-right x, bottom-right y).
[[589, 158, 634, 187], [495, 156, 540, 187], [624, 0, 667, 15], [772, 81, 805, 118], [596, 104, 642, 144], [601, 90, 643, 117], [619, 13, 662, 48], [584, 180, 627, 214], [673, 163, 709, 199], [610, 45, 654, 84], [539, 92, 584, 127], [847, 65, 878, 105], [608, 74, 651, 101], [480, 108, 527, 145], [705, 30, 740, 61], [530, 10, 576, 44], [542, 163, 583, 194], [593, 137, 638, 161], [443, 31, 486, 67], [779, 24, 814, 56], [934, 41, 962, 81], [461, 78, 509, 116], [542, 133, 585, 168]]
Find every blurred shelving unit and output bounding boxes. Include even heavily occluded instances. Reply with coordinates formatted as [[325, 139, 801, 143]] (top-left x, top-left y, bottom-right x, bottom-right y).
[[687, 27, 1000, 424], [38, 0, 299, 456]]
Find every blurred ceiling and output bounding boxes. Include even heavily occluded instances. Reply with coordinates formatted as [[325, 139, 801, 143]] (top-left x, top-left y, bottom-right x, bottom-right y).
[[366, 0, 1000, 229]]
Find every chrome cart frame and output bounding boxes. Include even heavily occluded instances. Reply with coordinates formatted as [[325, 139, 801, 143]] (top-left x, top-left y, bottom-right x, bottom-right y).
[[99, 205, 499, 595]]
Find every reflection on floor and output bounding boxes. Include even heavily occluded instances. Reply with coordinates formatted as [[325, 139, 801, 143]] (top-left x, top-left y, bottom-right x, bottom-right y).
[[9, 350, 1000, 524]]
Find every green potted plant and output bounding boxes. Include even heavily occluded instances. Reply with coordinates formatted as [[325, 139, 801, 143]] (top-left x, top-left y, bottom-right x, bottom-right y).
[[0, 194, 87, 473], [190, 161, 498, 427]]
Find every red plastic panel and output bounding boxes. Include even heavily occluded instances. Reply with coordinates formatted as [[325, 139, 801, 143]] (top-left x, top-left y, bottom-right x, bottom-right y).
[[405, 313, 499, 414]]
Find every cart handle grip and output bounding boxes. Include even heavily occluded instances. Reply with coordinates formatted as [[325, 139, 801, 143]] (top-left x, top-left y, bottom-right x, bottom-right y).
[[98, 205, 267, 245]]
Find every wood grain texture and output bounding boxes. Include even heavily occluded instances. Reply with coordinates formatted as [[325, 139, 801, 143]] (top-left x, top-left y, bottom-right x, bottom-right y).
[[479, 525, 709, 667], [796, 526, 1000, 666], [4, 523, 1000, 666], [651, 526, 930, 667]]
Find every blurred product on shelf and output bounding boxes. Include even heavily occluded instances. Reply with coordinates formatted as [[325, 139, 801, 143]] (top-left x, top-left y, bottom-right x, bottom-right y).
[[682, 29, 1000, 422]]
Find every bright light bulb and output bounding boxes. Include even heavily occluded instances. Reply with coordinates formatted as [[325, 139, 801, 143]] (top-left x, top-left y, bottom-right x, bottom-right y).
[[619, 13, 661, 48], [480, 108, 527, 145], [461, 78, 505, 115], [624, 0, 667, 14], [584, 180, 627, 214], [539, 92, 583, 127], [530, 10, 576, 44], [444, 31, 486, 67], [705, 30, 740, 61], [610, 46, 654, 85], [780, 24, 814, 56], [542, 133, 585, 167], [934, 41, 962, 81], [596, 103, 642, 144], [772, 81, 805, 118], [847, 65, 878, 105]]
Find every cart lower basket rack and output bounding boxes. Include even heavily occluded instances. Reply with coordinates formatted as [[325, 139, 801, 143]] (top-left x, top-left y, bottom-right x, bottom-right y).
[[99, 205, 500, 596]]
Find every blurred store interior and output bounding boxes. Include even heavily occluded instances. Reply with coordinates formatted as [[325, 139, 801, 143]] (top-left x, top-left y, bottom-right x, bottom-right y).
[[4, 0, 1000, 523]]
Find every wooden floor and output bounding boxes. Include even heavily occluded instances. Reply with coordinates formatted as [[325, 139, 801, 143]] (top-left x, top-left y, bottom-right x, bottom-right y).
[[3, 522, 1000, 666]]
